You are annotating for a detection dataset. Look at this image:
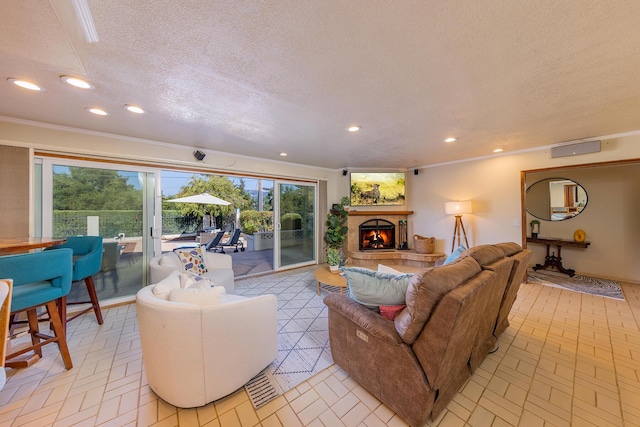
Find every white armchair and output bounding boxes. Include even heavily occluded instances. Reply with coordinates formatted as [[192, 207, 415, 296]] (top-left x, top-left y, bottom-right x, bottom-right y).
[[136, 284, 278, 408], [150, 250, 235, 293]]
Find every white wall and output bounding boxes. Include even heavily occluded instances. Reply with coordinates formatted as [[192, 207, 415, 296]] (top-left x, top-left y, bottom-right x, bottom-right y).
[[0, 119, 342, 205], [407, 136, 640, 282]]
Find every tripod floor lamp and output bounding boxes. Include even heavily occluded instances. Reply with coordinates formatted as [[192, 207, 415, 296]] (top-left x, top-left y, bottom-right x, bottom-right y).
[[445, 201, 472, 252]]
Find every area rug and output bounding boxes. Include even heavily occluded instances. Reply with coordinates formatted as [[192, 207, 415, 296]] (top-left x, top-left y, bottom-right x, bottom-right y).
[[527, 269, 624, 300], [235, 268, 333, 409]]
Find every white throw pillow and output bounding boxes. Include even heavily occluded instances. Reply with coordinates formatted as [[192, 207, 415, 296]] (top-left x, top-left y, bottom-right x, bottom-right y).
[[169, 285, 226, 306], [158, 253, 182, 269], [151, 271, 183, 299], [179, 273, 214, 289], [377, 264, 403, 275]]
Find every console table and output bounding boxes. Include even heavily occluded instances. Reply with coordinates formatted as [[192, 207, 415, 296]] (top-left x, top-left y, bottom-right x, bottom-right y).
[[527, 237, 590, 277]]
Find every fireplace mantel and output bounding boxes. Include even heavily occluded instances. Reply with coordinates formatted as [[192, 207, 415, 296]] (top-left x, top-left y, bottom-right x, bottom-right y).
[[347, 210, 414, 216]]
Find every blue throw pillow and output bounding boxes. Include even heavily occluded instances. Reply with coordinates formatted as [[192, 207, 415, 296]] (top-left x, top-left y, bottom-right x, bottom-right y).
[[443, 244, 467, 265], [342, 267, 414, 309]]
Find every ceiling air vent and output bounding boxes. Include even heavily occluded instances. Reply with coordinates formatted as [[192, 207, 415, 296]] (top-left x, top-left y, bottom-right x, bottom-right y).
[[551, 140, 601, 158]]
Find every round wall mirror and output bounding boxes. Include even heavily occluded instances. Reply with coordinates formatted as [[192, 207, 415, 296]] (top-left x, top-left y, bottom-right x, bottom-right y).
[[526, 178, 588, 221]]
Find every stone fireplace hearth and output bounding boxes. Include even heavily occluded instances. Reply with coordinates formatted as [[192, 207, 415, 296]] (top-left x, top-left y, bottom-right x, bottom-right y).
[[344, 210, 444, 269]]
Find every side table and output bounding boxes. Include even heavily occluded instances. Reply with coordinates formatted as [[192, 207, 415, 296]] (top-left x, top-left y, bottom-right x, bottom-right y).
[[314, 267, 347, 296]]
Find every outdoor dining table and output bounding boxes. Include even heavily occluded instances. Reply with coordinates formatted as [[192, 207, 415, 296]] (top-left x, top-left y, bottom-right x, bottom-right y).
[[0, 237, 67, 255]]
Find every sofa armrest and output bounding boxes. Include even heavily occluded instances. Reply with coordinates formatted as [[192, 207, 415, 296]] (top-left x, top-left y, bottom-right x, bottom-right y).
[[323, 293, 402, 345], [203, 252, 233, 270]]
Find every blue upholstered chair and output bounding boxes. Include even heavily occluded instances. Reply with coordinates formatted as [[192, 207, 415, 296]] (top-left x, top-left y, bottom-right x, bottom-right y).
[[51, 236, 104, 329], [0, 249, 74, 370]]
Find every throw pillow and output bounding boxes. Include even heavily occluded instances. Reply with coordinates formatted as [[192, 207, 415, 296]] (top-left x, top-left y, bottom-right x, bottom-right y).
[[379, 304, 407, 321], [443, 244, 467, 265], [173, 246, 208, 275], [377, 264, 403, 275], [158, 253, 182, 269], [179, 273, 214, 289], [169, 285, 226, 306], [152, 271, 182, 299], [342, 267, 414, 310]]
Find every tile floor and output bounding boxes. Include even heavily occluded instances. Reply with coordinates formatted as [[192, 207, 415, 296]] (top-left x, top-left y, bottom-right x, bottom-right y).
[[1, 270, 640, 427]]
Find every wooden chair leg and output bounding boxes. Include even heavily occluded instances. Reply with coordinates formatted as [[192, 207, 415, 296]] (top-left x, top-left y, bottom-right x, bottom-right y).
[[26, 309, 42, 358], [46, 301, 73, 370], [57, 296, 67, 335], [85, 276, 103, 325]]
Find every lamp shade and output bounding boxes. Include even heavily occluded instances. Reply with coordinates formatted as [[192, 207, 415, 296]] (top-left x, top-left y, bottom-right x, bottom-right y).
[[445, 200, 472, 215]]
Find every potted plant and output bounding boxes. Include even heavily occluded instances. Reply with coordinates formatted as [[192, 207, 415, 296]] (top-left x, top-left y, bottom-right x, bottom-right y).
[[530, 219, 540, 238], [324, 196, 350, 272], [325, 247, 342, 273]]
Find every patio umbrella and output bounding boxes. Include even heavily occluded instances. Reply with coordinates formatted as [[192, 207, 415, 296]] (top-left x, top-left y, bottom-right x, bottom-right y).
[[166, 193, 232, 229], [166, 193, 231, 205]]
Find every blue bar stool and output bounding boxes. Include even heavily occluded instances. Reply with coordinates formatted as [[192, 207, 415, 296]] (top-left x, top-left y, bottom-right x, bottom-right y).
[[50, 236, 104, 331], [0, 249, 73, 370]]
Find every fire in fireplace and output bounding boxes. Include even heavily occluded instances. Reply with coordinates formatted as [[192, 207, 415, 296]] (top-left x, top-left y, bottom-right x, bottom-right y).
[[359, 219, 395, 250]]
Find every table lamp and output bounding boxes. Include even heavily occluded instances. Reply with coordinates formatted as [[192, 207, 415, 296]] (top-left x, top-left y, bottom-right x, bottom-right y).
[[445, 200, 472, 252]]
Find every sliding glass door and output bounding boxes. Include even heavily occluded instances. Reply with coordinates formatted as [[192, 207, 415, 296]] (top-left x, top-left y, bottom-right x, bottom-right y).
[[275, 182, 316, 269], [40, 158, 156, 303]]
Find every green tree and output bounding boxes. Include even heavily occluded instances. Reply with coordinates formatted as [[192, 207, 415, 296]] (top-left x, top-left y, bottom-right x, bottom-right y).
[[168, 175, 253, 227], [53, 167, 142, 210]]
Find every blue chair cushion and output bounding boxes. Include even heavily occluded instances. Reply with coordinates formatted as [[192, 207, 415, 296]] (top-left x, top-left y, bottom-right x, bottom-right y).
[[0, 248, 73, 312], [49, 236, 103, 281], [11, 280, 68, 312]]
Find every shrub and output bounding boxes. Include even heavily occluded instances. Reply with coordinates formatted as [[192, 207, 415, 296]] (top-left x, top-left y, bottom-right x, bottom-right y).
[[240, 210, 274, 234], [281, 213, 302, 230]]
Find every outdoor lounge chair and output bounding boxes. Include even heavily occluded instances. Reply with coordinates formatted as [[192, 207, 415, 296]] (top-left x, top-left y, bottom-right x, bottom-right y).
[[215, 229, 245, 253], [203, 231, 225, 251]]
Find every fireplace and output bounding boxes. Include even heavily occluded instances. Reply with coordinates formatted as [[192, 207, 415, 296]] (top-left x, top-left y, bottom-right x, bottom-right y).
[[359, 219, 395, 250]]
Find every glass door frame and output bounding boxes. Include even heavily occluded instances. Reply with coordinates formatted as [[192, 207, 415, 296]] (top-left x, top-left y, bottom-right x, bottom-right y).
[[273, 180, 318, 270]]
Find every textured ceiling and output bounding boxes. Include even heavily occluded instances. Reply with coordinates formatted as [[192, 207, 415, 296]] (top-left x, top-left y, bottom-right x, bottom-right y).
[[1, 1, 640, 169]]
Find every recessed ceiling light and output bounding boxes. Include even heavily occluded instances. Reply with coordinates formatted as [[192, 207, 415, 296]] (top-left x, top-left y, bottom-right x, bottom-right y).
[[8, 78, 44, 91], [86, 107, 109, 116], [347, 126, 361, 132], [280, 152, 287, 157], [61, 75, 94, 89], [124, 104, 145, 114], [493, 148, 504, 153], [444, 137, 457, 143]]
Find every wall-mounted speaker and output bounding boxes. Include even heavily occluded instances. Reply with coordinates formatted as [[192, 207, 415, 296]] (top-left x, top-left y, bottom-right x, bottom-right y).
[[551, 140, 600, 158], [414, 169, 419, 175], [193, 150, 206, 161], [342, 169, 348, 176]]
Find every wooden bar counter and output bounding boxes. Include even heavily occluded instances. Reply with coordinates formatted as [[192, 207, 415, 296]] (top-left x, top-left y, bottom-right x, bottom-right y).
[[0, 237, 67, 255]]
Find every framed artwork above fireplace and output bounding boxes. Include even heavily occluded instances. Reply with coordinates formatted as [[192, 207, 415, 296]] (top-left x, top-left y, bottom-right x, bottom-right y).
[[350, 172, 406, 206]]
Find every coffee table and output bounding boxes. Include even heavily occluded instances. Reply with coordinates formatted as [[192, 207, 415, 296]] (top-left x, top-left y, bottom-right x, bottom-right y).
[[314, 266, 347, 296]]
